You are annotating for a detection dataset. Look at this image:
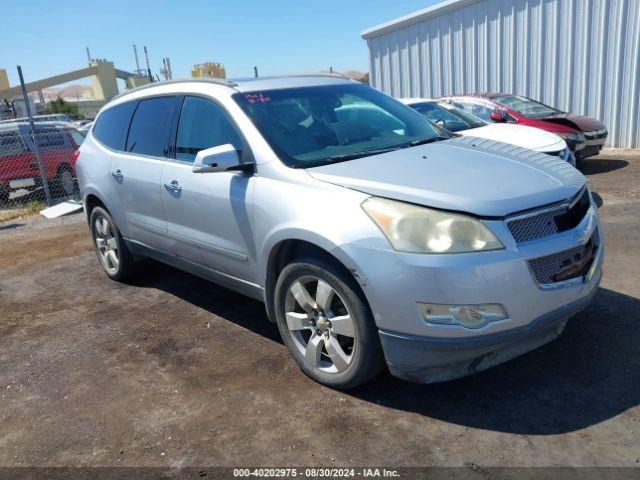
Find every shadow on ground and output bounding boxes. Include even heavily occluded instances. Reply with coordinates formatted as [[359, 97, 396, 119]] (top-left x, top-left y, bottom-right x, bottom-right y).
[[353, 287, 640, 435], [581, 158, 629, 175], [130, 262, 639, 436], [129, 261, 281, 343]]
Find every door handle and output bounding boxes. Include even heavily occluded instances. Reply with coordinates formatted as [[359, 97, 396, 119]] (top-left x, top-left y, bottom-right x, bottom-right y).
[[164, 180, 182, 194], [111, 169, 123, 181]]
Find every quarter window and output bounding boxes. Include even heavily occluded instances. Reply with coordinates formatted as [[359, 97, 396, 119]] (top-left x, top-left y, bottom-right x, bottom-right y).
[[126, 96, 176, 157], [175, 96, 242, 161], [93, 101, 137, 150]]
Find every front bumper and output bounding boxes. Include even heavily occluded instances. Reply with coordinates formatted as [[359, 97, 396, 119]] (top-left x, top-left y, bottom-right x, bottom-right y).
[[342, 204, 603, 383], [577, 129, 608, 159], [379, 283, 599, 383]]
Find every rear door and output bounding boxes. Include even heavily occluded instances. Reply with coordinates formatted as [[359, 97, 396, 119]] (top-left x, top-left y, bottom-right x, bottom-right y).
[[160, 95, 256, 281], [0, 130, 32, 187], [109, 96, 178, 252], [33, 126, 72, 183]]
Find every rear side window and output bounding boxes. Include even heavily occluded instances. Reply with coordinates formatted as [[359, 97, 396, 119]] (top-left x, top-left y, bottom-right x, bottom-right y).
[[0, 131, 25, 157], [70, 130, 86, 146], [175, 96, 242, 161], [35, 127, 66, 148], [93, 102, 136, 150], [126, 96, 176, 157]]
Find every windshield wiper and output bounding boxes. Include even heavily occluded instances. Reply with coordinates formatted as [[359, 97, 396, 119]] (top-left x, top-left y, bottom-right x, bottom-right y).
[[406, 136, 450, 147], [327, 147, 402, 162]]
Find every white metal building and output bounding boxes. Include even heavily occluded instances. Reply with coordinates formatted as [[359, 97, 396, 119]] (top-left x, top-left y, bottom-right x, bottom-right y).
[[362, 0, 640, 148]]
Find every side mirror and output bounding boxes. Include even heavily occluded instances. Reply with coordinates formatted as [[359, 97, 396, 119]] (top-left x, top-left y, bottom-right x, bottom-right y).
[[192, 144, 249, 174], [490, 110, 504, 122]]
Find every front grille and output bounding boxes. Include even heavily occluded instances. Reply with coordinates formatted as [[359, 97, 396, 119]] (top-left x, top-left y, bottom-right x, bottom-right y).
[[507, 188, 591, 243], [528, 229, 599, 285], [584, 129, 608, 140]]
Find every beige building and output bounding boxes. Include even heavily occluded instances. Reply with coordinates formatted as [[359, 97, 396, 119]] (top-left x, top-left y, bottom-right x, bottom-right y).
[[191, 62, 226, 79]]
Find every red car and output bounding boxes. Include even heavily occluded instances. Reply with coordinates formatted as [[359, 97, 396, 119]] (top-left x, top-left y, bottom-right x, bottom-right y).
[[0, 122, 85, 204], [438, 94, 607, 164]]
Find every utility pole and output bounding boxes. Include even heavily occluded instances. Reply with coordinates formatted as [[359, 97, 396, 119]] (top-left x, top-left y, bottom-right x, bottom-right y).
[[144, 46, 153, 82], [17, 66, 52, 206], [161, 58, 168, 80], [166, 58, 173, 80], [133, 44, 142, 76]]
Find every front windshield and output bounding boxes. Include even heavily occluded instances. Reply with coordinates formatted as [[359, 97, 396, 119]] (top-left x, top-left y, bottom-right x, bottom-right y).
[[233, 84, 443, 167], [409, 102, 470, 132], [438, 104, 487, 128], [410, 102, 486, 131], [492, 94, 561, 118]]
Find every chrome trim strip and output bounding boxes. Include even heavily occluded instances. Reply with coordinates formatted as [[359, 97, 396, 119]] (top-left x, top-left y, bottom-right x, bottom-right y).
[[166, 231, 248, 261], [126, 217, 166, 235]]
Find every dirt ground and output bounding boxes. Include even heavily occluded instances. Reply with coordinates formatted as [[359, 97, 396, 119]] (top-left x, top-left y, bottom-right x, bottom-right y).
[[0, 150, 639, 469]]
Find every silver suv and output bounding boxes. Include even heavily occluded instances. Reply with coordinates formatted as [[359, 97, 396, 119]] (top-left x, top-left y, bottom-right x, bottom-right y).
[[77, 75, 603, 389]]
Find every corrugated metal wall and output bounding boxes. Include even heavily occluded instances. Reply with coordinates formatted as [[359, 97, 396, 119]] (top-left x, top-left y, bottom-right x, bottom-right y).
[[364, 0, 640, 148]]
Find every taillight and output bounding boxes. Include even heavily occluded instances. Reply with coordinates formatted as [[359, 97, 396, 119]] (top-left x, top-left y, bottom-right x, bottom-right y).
[[72, 150, 80, 165]]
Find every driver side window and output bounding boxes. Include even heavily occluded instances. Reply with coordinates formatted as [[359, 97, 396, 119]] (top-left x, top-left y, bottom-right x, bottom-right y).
[[175, 96, 242, 162]]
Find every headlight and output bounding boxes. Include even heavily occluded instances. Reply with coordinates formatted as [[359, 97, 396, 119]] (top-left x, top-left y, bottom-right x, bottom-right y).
[[558, 132, 586, 143], [362, 197, 504, 254]]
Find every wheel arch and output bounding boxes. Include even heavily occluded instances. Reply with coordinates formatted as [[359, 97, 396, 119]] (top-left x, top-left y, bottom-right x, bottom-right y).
[[262, 233, 366, 323], [83, 191, 110, 223]]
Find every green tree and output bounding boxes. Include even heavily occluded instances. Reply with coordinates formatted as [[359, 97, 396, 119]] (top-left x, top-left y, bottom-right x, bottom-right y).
[[44, 97, 83, 119]]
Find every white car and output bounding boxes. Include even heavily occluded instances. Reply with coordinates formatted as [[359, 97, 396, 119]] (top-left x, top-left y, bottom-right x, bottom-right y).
[[400, 98, 575, 166]]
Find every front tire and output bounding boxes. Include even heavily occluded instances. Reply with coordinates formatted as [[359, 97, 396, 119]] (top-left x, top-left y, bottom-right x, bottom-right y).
[[274, 256, 383, 389], [89, 206, 140, 281]]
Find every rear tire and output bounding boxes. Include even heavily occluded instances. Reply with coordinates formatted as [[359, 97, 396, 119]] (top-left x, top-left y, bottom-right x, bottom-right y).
[[54, 165, 78, 197], [0, 185, 9, 205], [89, 206, 141, 281], [274, 256, 383, 389]]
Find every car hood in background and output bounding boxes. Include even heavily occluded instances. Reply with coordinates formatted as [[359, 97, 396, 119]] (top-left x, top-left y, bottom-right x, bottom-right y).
[[461, 124, 566, 152], [307, 136, 585, 217], [540, 113, 607, 133]]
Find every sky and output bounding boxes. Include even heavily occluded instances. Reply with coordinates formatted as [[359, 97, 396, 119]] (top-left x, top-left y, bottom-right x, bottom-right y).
[[1, 0, 439, 87]]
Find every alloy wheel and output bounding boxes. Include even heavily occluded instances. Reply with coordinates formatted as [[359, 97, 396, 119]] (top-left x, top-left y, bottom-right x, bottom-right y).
[[284, 275, 356, 374], [93, 215, 119, 274]]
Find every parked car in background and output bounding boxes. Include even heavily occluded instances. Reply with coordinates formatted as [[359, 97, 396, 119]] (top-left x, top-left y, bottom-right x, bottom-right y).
[[0, 122, 84, 203], [401, 98, 575, 166], [438, 94, 608, 164], [78, 76, 603, 389]]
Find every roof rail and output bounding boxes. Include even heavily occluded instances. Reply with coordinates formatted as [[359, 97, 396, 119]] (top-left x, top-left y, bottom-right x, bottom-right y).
[[111, 77, 237, 101], [269, 72, 351, 80]]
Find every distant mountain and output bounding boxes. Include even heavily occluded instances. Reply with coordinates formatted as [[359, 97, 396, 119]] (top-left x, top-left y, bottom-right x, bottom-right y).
[[42, 85, 93, 100]]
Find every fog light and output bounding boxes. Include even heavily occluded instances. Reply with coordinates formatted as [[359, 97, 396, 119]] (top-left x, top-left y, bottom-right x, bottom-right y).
[[420, 303, 508, 329]]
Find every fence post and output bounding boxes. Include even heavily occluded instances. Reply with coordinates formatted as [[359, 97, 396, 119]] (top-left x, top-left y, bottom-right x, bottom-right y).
[[17, 65, 53, 206]]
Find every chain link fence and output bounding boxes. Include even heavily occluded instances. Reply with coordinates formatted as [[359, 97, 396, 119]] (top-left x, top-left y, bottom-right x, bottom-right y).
[[0, 121, 86, 213]]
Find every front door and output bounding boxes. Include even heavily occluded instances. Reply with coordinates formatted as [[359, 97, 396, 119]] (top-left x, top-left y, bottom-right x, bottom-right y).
[[161, 95, 256, 283], [109, 96, 178, 252]]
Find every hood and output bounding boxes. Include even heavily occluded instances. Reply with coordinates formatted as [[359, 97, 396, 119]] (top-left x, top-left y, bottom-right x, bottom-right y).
[[306, 136, 585, 217], [539, 113, 606, 133], [462, 124, 565, 152]]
